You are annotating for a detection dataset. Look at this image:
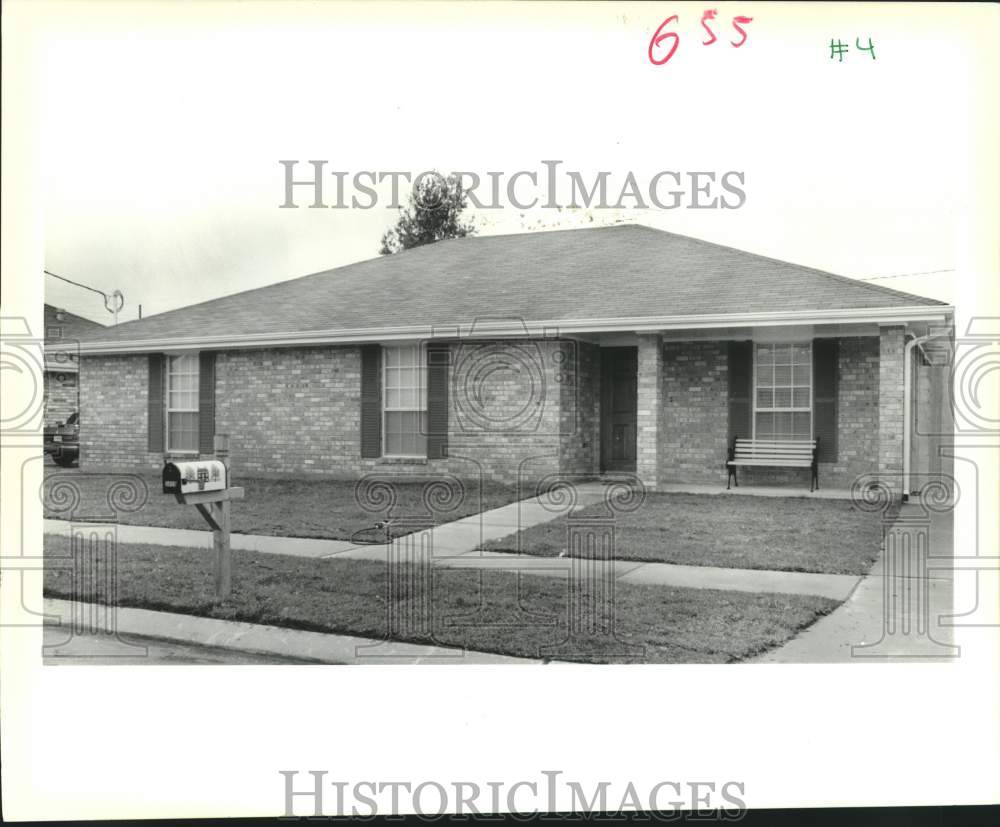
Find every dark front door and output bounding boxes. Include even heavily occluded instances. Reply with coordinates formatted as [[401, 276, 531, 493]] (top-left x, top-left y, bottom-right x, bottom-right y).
[[600, 347, 638, 473]]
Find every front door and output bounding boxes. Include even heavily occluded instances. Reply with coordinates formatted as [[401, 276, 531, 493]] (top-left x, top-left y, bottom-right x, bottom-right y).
[[600, 347, 638, 473]]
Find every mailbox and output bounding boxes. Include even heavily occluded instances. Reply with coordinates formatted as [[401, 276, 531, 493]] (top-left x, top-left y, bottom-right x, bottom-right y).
[[162, 460, 228, 495]]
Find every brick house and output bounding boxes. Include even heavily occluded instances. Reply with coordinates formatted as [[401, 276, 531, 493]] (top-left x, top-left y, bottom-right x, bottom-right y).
[[65, 225, 952, 496], [43, 304, 107, 426]]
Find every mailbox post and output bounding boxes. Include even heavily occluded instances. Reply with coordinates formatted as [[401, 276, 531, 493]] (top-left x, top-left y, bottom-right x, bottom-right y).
[[162, 434, 244, 601]]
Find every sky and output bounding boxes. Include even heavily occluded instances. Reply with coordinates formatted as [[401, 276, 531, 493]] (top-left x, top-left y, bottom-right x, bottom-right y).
[[37, 1, 977, 324]]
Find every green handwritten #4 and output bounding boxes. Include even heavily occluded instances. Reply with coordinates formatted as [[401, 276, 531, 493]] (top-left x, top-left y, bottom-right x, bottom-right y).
[[830, 37, 876, 62]]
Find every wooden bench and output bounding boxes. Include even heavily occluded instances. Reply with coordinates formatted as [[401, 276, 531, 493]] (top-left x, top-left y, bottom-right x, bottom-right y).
[[726, 437, 820, 491]]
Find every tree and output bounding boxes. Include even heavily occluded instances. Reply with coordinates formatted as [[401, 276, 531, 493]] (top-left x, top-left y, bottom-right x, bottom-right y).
[[379, 171, 475, 255]]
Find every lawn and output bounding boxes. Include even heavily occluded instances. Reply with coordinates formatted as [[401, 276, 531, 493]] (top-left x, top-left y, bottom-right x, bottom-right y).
[[42, 469, 523, 541], [480, 493, 892, 576], [43, 536, 838, 664]]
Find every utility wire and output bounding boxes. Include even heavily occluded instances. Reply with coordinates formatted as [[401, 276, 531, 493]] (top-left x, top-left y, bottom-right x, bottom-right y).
[[859, 268, 955, 281], [45, 269, 124, 322]]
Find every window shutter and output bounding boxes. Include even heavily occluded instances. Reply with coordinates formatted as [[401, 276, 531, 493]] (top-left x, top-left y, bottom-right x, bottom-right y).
[[812, 338, 839, 462], [727, 340, 753, 443], [426, 343, 449, 459], [147, 354, 165, 452], [360, 344, 382, 458], [198, 351, 216, 454]]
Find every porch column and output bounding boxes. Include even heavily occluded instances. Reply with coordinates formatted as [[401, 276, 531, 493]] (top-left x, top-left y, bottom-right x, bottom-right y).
[[636, 334, 662, 490], [878, 325, 906, 499]]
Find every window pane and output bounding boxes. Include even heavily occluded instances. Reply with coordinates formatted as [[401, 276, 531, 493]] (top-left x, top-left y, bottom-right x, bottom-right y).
[[774, 412, 792, 437], [793, 387, 810, 407], [385, 411, 427, 456], [757, 364, 773, 386], [793, 361, 811, 384], [793, 412, 811, 438], [774, 387, 792, 408], [168, 412, 198, 451], [793, 345, 811, 365], [756, 412, 774, 438], [757, 345, 772, 362], [774, 364, 792, 385], [773, 345, 792, 365], [756, 388, 772, 408]]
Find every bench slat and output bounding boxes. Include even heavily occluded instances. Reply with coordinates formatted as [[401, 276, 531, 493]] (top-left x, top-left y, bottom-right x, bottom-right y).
[[734, 452, 814, 458], [729, 459, 812, 467], [734, 441, 816, 448]]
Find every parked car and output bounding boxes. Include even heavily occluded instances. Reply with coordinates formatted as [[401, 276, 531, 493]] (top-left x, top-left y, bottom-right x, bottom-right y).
[[44, 411, 79, 467]]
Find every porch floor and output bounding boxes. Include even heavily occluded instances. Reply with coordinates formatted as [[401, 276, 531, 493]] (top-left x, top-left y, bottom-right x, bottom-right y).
[[652, 482, 853, 500]]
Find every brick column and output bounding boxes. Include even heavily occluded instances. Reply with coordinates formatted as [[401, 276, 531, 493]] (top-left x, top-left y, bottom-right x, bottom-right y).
[[878, 325, 906, 498], [636, 334, 662, 490]]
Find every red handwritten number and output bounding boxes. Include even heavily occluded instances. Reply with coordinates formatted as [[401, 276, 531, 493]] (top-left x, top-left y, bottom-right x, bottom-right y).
[[731, 16, 753, 48], [648, 15, 680, 65], [701, 9, 718, 46]]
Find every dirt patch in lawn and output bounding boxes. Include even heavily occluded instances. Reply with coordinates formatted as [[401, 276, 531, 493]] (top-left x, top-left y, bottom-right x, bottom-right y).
[[42, 469, 522, 541], [44, 536, 838, 664], [480, 493, 892, 576]]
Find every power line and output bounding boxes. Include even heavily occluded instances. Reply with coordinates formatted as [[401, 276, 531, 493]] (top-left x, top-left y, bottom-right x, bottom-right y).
[[45, 269, 108, 298], [859, 268, 955, 281], [45, 269, 125, 323]]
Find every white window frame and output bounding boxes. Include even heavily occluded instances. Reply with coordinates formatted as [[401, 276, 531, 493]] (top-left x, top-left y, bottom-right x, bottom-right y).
[[752, 342, 813, 441], [382, 344, 427, 459], [166, 353, 200, 454]]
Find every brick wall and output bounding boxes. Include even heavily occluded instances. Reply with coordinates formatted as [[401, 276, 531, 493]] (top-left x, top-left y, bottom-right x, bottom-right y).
[[79, 354, 162, 469], [449, 338, 563, 488], [558, 340, 601, 479], [44, 370, 78, 427], [79, 340, 578, 489], [878, 325, 906, 498], [658, 340, 729, 484], [636, 335, 663, 488], [216, 346, 362, 477]]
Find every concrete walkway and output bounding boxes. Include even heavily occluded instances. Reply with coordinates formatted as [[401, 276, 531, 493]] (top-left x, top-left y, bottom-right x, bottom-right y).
[[754, 505, 956, 662], [43, 598, 540, 665], [44, 481, 859, 600]]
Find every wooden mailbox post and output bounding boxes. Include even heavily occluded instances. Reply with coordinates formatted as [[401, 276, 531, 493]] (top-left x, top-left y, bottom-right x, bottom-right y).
[[162, 435, 244, 600]]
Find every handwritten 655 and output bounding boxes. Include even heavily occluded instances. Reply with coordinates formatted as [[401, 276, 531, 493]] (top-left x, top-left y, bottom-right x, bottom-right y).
[[648, 10, 753, 66]]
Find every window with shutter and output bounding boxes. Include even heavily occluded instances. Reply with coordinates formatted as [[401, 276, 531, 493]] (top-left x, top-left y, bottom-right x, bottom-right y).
[[166, 354, 200, 452], [753, 342, 812, 441], [382, 344, 427, 457]]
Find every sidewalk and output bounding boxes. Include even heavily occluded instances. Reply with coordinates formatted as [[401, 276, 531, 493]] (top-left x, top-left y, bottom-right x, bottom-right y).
[[754, 505, 956, 662], [44, 482, 859, 600]]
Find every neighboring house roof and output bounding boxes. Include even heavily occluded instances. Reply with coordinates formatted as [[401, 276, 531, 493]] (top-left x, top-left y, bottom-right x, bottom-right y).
[[45, 304, 108, 340], [44, 304, 108, 369], [68, 225, 950, 353]]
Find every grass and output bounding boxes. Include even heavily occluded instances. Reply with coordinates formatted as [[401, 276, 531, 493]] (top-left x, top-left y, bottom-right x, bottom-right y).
[[43, 536, 838, 664], [480, 493, 891, 576], [42, 468, 523, 541]]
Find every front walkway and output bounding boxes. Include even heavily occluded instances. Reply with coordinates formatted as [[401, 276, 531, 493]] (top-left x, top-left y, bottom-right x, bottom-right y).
[[44, 482, 860, 600]]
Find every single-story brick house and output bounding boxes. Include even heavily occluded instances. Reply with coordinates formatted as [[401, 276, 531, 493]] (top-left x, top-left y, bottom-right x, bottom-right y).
[[64, 224, 952, 497]]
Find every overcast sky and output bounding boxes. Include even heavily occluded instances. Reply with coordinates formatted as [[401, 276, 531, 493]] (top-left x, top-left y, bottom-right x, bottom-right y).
[[39, 2, 973, 324]]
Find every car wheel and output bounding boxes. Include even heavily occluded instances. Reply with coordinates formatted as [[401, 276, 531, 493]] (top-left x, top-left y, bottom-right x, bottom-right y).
[[54, 454, 78, 468]]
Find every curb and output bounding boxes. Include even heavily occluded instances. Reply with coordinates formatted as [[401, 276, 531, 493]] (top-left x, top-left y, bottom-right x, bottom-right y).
[[42, 599, 542, 666]]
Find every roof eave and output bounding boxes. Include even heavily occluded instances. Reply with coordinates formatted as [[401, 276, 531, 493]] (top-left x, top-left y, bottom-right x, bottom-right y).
[[59, 305, 954, 355]]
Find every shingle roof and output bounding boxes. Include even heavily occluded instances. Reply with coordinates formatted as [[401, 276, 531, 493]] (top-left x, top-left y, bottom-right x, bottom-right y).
[[44, 304, 108, 340], [77, 224, 947, 349]]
